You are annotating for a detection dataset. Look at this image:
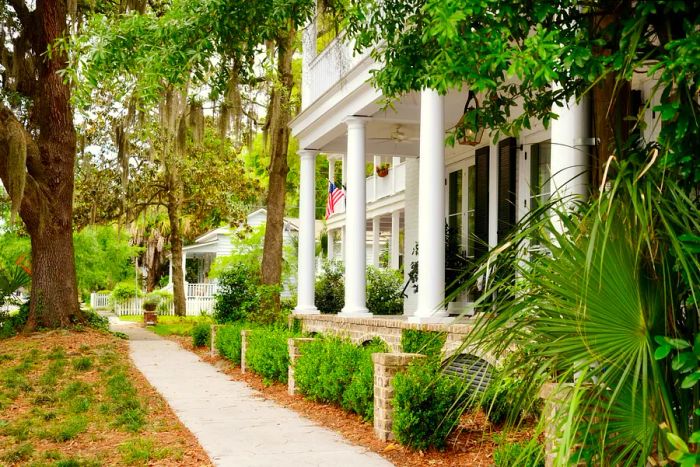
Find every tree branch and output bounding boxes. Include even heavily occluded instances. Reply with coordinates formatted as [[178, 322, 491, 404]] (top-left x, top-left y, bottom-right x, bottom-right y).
[[7, 0, 32, 30]]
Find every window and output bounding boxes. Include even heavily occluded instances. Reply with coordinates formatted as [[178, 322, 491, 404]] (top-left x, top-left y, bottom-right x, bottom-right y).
[[448, 169, 463, 236], [466, 165, 476, 257], [530, 141, 551, 208]]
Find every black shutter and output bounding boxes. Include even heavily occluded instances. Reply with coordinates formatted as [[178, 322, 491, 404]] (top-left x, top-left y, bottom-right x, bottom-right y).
[[474, 147, 490, 260], [497, 138, 517, 242]]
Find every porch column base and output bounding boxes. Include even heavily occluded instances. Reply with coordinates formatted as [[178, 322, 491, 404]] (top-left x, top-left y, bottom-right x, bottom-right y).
[[293, 306, 320, 315], [408, 312, 452, 324], [338, 307, 371, 317]]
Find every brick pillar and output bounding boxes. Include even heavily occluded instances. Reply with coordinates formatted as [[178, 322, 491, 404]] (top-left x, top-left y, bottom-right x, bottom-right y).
[[372, 352, 426, 441], [287, 338, 315, 395], [241, 330, 248, 373], [539, 382, 572, 467], [210, 324, 221, 357]]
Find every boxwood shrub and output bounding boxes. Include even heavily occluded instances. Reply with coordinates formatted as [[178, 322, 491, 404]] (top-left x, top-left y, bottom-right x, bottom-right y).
[[294, 337, 387, 421], [215, 322, 254, 364], [191, 322, 211, 348], [392, 360, 464, 450], [400, 329, 446, 362], [245, 326, 299, 383]]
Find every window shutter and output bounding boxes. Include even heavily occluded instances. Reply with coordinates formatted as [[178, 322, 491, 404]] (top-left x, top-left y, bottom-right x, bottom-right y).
[[474, 146, 490, 260], [497, 138, 517, 242]]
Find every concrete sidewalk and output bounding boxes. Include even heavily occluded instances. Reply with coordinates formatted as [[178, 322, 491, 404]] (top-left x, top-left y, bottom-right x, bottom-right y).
[[109, 317, 392, 467]]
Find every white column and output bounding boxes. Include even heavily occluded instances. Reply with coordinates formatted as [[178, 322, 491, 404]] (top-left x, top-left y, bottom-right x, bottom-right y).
[[168, 258, 173, 284], [340, 227, 345, 261], [340, 117, 370, 316], [412, 89, 448, 322], [182, 252, 187, 282], [328, 156, 336, 182], [327, 229, 334, 262], [551, 96, 590, 201], [295, 150, 319, 314], [390, 210, 400, 269], [372, 216, 381, 267], [372, 155, 380, 202]]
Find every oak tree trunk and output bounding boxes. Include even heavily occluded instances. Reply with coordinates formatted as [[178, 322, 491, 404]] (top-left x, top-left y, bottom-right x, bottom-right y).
[[260, 26, 296, 313], [167, 164, 187, 316], [0, 0, 81, 330]]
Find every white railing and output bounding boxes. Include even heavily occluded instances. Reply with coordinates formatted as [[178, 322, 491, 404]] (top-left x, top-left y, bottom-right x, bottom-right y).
[[97, 282, 218, 316], [366, 162, 406, 203], [187, 282, 218, 297], [90, 292, 111, 310], [304, 31, 370, 109]]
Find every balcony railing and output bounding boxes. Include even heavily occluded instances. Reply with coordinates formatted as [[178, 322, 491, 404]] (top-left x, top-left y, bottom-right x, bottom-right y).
[[366, 162, 406, 202], [303, 29, 369, 109]]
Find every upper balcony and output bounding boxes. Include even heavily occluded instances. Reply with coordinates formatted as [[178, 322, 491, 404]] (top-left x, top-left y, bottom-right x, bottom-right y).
[[301, 19, 372, 111]]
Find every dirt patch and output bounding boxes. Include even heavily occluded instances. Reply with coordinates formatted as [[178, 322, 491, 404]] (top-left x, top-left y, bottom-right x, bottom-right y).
[[0, 328, 212, 466]]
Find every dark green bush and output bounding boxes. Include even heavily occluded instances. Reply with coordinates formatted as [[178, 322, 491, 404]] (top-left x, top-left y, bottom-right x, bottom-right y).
[[191, 322, 211, 348], [213, 263, 260, 323], [245, 326, 298, 383], [392, 360, 464, 450], [110, 282, 141, 304], [214, 322, 252, 364], [400, 329, 446, 361], [294, 337, 386, 421], [366, 266, 403, 315], [480, 373, 530, 425], [493, 440, 544, 467], [0, 301, 30, 339], [315, 261, 344, 314]]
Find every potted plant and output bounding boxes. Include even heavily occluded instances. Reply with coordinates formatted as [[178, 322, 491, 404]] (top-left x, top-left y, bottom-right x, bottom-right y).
[[375, 163, 390, 177], [142, 293, 160, 326]]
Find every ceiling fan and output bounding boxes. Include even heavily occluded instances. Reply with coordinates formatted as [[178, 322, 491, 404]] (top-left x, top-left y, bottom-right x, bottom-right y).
[[369, 125, 419, 143]]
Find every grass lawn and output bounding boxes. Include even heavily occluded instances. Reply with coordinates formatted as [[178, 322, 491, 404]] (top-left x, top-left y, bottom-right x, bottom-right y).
[[0, 328, 211, 466], [119, 315, 212, 338]]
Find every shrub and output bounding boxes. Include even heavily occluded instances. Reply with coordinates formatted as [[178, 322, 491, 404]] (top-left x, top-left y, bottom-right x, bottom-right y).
[[191, 322, 211, 348], [84, 308, 109, 331], [214, 322, 252, 363], [151, 290, 173, 314], [401, 329, 446, 361], [315, 261, 344, 314], [493, 440, 544, 467], [480, 373, 531, 426], [366, 266, 403, 315], [0, 301, 29, 338], [110, 282, 142, 304], [295, 337, 387, 421], [213, 263, 260, 323], [392, 360, 464, 450], [245, 326, 298, 383]]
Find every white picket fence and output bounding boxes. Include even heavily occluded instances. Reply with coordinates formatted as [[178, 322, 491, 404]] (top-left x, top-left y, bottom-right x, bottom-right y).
[[90, 284, 217, 316]]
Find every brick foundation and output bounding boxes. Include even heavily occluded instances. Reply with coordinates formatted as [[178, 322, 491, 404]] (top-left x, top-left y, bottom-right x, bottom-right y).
[[372, 352, 426, 441], [287, 338, 315, 396]]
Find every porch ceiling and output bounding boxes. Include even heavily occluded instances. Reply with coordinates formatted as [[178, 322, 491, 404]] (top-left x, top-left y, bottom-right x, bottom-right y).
[[316, 88, 468, 158]]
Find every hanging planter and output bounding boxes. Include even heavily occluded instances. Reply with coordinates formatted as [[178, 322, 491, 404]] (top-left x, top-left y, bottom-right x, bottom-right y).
[[376, 163, 390, 177]]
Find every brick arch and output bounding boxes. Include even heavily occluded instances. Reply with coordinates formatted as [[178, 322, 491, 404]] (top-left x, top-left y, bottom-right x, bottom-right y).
[[441, 342, 500, 368], [355, 334, 397, 352]]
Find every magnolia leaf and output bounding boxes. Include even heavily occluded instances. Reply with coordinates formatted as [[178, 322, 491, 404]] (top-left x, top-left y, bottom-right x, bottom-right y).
[[681, 371, 700, 389], [655, 345, 672, 360], [667, 432, 689, 452]]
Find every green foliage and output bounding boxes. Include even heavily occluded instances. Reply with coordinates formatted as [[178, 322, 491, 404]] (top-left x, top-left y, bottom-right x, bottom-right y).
[[493, 439, 544, 467], [480, 374, 525, 426], [213, 262, 261, 323], [119, 438, 173, 464], [461, 159, 700, 464], [110, 282, 142, 304], [0, 265, 29, 308], [72, 357, 93, 372], [73, 226, 138, 295], [142, 292, 161, 311], [400, 330, 446, 362], [294, 337, 387, 421], [315, 260, 344, 314], [215, 322, 255, 364], [0, 302, 29, 339], [392, 360, 464, 450], [191, 322, 211, 348], [366, 266, 403, 315], [245, 327, 299, 384]]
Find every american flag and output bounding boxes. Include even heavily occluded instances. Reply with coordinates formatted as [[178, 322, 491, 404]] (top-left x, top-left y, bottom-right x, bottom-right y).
[[325, 181, 345, 220]]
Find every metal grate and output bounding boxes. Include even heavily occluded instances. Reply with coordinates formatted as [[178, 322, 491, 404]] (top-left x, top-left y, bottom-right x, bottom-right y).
[[442, 354, 494, 395]]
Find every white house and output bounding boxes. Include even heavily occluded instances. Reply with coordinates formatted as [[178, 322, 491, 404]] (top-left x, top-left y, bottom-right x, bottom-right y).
[[168, 208, 313, 287], [289, 12, 661, 323]]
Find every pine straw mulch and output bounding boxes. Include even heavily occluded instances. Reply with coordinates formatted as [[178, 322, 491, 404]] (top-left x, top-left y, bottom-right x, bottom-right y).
[[0, 328, 212, 466], [168, 334, 535, 467]]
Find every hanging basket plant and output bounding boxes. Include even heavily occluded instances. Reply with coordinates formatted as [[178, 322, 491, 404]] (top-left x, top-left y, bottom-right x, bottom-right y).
[[376, 163, 390, 177]]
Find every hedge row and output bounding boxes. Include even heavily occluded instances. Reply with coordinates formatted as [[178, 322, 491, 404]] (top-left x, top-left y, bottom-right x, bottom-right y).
[[294, 337, 387, 421], [245, 326, 300, 383]]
